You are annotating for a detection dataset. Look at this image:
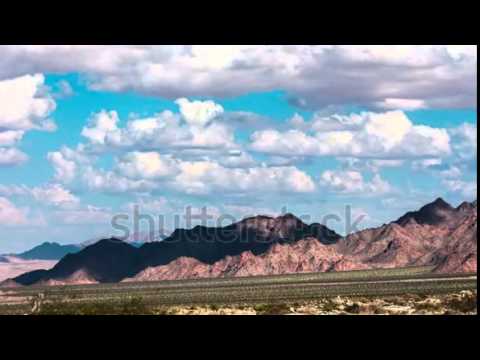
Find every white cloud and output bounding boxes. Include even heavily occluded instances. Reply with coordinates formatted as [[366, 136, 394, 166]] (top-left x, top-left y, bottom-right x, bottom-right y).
[[54, 79, 74, 98], [0, 147, 28, 166], [251, 111, 451, 159], [450, 122, 477, 160], [47, 147, 159, 194], [116, 152, 179, 179], [0, 45, 475, 110], [81, 110, 119, 146], [439, 166, 462, 179], [0, 74, 56, 167], [367, 159, 404, 171], [0, 183, 79, 209], [81, 166, 156, 194], [309, 113, 366, 132], [412, 158, 443, 170], [320, 170, 392, 195], [375, 98, 427, 111], [175, 98, 224, 127], [0, 197, 28, 226], [173, 161, 316, 195], [0, 74, 56, 131], [0, 130, 24, 146], [64, 149, 315, 195], [339, 158, 405, 173], [30, 184, 79, 208], [47, 146, 90, 183], [442, 179, 477, 199], [412, 158, 466, 179], [217, 150, 257, 168], [80, 105, 236, 153], [47, 151, 77, 183]]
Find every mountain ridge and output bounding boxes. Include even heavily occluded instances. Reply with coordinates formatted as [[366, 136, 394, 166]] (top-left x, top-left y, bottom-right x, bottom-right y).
[[4, 198, 477, 287], [15, 242, 81, 260]]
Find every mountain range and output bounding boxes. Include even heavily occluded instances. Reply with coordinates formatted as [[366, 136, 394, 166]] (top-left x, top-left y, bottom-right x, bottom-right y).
[[3, 198, 477, 287], [15, 242, 82, 260]]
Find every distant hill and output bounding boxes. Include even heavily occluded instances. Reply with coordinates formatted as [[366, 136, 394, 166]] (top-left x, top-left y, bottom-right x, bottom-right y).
[[80, 231, 169, 248], [17, 242, 81, 260]]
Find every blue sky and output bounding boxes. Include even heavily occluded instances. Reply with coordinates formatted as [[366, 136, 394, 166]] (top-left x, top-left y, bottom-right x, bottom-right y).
[[0, 45, 476, 253]]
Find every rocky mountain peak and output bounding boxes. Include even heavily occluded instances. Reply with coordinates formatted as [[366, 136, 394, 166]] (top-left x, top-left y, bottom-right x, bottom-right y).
[[395, 197, 455, 226], [457, 201, 475, 212], [431, 197, 452, 209]]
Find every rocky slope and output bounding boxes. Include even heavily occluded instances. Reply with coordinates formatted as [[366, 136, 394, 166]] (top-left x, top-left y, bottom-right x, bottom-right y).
[[338, 198, 477, 273], [3, 198, 477, 286]]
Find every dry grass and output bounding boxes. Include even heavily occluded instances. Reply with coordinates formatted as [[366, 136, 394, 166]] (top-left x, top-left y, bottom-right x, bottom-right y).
[[149, 290, 477, 315]]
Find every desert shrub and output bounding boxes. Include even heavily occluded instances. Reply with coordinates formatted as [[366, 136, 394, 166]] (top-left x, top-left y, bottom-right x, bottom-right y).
[[445, 293, 477, 313], [321, 299, 340, 312], [415, 301, 443, 313], [36, 296, 153, 315], [344, 303, 361, 314], [254, 303, 291, 315]]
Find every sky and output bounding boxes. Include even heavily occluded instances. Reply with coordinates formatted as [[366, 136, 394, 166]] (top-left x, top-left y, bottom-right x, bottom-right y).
[[0, 45, 477, 253]]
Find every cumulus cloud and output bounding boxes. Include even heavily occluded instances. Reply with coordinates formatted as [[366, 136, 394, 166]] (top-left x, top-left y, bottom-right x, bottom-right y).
[[47, 146, 156, 193], [0, 45, 475, 110], [116, 152, 179, 179], [439, 166, 462, 179], [51, 145, 315, 195], [217, 150, 257, 168], [412, 158, 443, 170], [0, 74, 56, 131], [173, 161, 316, 195], [81, 166, 156, 194], [442, 179, 477, 199], [30, 184, 79, 208], [0, 183, 79, 209], [320, 170, 392, 195], [0, 130, 24, 147], [449, 122, 477, 160], [0, 74, 56, 166], [47, 146, 91, 183], [0, 197, 28, 226], [412, 158, 467, 180], [81, 110, 119, 146], [80, 104, 236, 153], [339, 157, 405, 172], [175, 98, 224, 127], [251, 111, 451, 159], [0, 147, 28, 166]]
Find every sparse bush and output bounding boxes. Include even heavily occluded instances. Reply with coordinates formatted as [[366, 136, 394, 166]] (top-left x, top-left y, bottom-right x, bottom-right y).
[[344, 303, 361, 314], [36, 296, 153, 315], [321, 299, 340, 312], [254, 303, 291, 315], [445, 293, 477, 313]]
